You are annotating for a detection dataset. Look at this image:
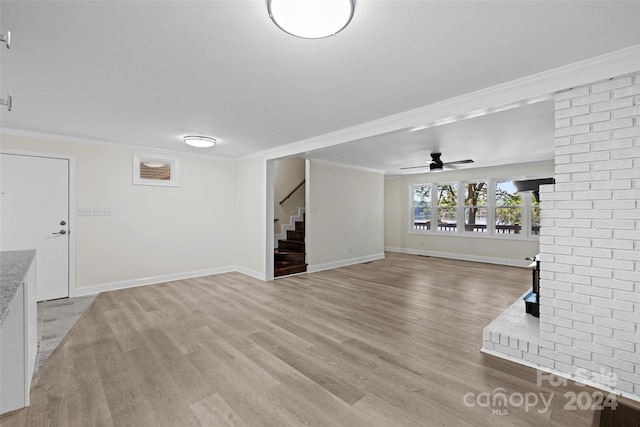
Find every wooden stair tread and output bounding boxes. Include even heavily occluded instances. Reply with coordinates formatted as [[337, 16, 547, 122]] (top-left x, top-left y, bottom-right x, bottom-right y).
[[275, 252, 305, 259], [286, 230, 305, 241], [278, 240, 305, 252], [274, 248, 303, 254], [275, 215, 305, 277], [274, 263, 307, 277]]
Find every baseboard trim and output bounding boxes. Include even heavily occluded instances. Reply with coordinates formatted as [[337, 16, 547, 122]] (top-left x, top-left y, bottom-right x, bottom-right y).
[[73, 266, 240, 297], [384, 246, 530, 268], [71, 252, 383, 297], [481, 347, 640, 405], [233, 266, 266, 281], [308, 253, 386, 273]]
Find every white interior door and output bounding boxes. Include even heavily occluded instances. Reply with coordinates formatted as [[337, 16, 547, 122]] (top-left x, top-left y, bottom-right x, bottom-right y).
[[1, 153, 70, 301]]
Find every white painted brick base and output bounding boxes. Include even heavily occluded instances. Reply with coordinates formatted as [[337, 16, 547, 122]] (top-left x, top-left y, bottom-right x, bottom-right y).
[[484, 72, 640, 403]]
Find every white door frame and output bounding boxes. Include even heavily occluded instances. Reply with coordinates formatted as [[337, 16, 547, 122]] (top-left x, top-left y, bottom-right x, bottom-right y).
[[265, 159, 275, 281], [1, 149, 77, 298]]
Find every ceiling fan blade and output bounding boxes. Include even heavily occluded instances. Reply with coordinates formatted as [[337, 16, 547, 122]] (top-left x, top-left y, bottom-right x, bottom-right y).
[[402, 157, 473, 172], [400, 165, 430, 170], [443, 159, 474, 166]]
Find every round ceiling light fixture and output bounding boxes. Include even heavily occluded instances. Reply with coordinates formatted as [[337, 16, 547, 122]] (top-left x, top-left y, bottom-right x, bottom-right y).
[[183, 135, 217, 148], [267, 0, 355, 39]]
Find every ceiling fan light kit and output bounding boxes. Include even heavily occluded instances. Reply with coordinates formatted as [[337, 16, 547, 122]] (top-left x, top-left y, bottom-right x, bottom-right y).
[[400, 152, 474, 173], [267, 0, 355, 39]]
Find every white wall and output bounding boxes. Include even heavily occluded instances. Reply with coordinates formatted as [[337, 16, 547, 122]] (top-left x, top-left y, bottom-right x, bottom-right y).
[[0, 133, 238, 292], [306, 160, 384, 270], [234, 153, 267, 280], [538, 73, 640, 400], [273, 157, 305, 234], [384, 161, 554, 266]]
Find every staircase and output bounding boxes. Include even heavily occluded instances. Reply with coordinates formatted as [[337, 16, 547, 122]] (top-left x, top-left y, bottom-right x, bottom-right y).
[[274, 215, 307, 277]]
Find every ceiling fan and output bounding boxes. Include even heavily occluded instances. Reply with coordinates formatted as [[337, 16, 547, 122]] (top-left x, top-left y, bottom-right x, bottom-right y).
[[400, 152, 474, 172]]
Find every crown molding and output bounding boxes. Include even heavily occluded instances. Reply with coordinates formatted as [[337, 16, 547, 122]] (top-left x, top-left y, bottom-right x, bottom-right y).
[[3, 45, 638, 164], [265, 44, 640, 161], [0, 127, 235, 162]]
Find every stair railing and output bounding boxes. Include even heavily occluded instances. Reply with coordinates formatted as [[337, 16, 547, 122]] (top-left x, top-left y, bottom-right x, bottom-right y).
[[279, 180, 305, 205]]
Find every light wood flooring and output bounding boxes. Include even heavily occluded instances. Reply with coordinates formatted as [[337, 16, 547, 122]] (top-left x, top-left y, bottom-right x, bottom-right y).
[[1, 252, 602, 426], [36, 296, 96, 373]]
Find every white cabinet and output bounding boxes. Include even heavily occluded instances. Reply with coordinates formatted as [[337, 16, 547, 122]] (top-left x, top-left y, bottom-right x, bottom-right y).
[[0, 251, 37, 414]]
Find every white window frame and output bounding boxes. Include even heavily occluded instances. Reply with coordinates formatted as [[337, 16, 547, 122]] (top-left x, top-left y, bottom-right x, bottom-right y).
[[494, 178, 527, 238], [462, 180, 489, 235], [436, 182, 459, 233], [409, 178, 539, 241], [410, 183, 434, 232], [133, 153, 180, 187], [530, 191, 541, 237]]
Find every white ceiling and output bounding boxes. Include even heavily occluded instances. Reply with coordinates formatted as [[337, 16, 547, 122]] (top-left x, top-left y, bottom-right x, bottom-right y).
[[1, 1, 639, 173], [306, 99, 555, 175]]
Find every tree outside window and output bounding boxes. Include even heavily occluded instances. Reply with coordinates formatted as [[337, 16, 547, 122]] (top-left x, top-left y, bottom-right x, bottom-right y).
[[437, 184, 457, 231], [464, 182, 487, 232], [412, 185, 431, 230], [410, 179, 539, 238], [531, 193, 540, 235], [495, 181, 522, 234]]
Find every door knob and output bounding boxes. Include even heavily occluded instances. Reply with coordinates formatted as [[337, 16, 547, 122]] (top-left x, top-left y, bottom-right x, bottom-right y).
[[52, 230, 67, 235]]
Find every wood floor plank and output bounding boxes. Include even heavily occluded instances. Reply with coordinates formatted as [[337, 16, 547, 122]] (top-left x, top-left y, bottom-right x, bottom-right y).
[[351, 392, 425, 427], [217, 332, 371, 426], [94, 338, 160, 426], [122, 344, 201, 426], [249, 329, 368, 405], [189, 393, 247, 427], [0, 252, 609, 426]]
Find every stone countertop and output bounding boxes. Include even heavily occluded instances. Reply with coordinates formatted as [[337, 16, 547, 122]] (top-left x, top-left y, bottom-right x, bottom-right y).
[[0, 250, 36, 328]]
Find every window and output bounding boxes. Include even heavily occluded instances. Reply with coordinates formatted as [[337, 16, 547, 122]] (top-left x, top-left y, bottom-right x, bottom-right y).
[[495, 180, 522, 235], [437, 184, 457, 231], [464, 182, 487, 233], [531, 192, 540, 235], [409, 178, 539, 240], [412, 185, 431, 230], [133, 153, 179, 187]]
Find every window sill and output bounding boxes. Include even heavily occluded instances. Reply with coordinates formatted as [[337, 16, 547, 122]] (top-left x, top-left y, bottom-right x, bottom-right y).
[[408, 229, 539, 242]]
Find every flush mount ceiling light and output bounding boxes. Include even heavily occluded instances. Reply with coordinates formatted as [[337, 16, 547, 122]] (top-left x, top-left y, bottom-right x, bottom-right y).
[[267, 0, 355, 39], [183, 135, 216, 148]]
